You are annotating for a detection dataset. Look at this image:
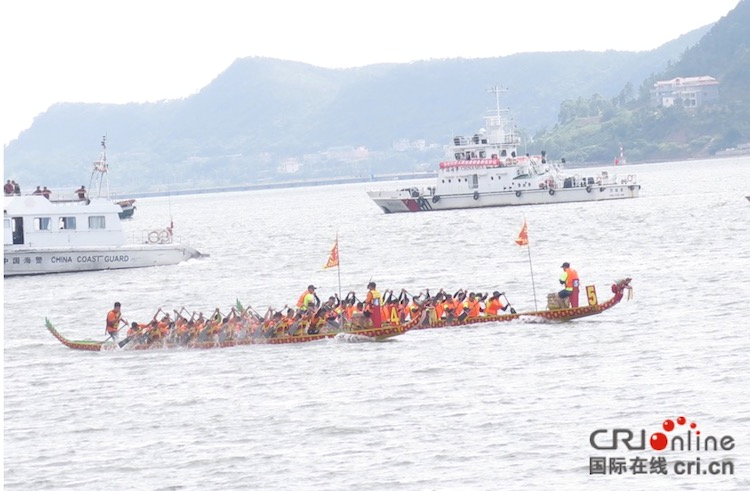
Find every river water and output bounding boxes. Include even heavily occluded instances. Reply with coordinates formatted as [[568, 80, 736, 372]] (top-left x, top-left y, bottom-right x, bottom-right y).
[[4, 157, 750, 490]]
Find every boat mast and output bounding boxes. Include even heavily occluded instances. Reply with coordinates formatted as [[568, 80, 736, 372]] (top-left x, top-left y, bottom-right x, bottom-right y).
[[485, 85, 517, 148], [89, 136, 111, 200], [488, 84, 506, 118]]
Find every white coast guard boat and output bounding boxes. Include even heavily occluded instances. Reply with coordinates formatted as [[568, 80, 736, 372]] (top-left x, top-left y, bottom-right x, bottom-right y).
[[4, 139, 204, 276], [367, 86, 641, 213], [3, 195, 204, 276]]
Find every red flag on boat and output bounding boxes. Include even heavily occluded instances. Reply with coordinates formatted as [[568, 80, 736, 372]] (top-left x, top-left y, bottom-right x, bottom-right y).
[[324, 238, 339, 269], [515, 220, 529, 246]]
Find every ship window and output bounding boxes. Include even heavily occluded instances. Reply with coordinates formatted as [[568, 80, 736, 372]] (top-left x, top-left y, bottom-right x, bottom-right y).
[[448, 179, 452, 183], [479, 151, 486, 158], [501, 150, 507, 157], [59, 217, 77, 230], [33, 217, 52, 231], [10, 217, 24, 244], [89, 216, 106, 229]]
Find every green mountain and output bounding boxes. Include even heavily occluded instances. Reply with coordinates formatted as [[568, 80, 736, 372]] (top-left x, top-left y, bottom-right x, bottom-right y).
[[534, 0, 750, 163], [3, 16, 726, 192]]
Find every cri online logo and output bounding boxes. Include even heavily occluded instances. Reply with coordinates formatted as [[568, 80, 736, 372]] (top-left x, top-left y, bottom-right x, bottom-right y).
[[590, 415, 735, 452], [651, 416, 695, 450]]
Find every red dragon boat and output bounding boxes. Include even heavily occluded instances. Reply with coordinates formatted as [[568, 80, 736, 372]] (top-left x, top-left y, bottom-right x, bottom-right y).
[[414, 278, 632, 329], [45, 313, 424, 352]]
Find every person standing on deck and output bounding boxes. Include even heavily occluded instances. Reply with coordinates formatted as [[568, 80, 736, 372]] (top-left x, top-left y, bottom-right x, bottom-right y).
[[105, 302, 127, 341], [558, 262, 580, 307], [364, 282, 382, 328], [296, 285, 320, 312]]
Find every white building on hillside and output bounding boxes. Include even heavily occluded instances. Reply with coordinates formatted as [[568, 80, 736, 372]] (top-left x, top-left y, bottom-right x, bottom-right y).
[[651, 76, 719, 108]]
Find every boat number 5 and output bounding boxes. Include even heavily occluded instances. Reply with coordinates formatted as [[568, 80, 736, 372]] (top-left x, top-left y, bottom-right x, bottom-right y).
[[586, 285, 598, 306]]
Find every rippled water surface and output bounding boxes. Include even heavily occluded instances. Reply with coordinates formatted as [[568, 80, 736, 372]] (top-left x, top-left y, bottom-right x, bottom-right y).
[[5, 157, 750, 490]]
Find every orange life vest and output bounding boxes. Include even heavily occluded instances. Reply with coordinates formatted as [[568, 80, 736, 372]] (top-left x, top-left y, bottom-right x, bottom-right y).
[[364, 290, 381, 313], [126, 324, 143, 337], [442, 299, 457, 316], [561, 267, 580, 291], [466, 299, 481, 318], [434, 301, 445, 319], [106, 309, 120, 334], [485, 298, 504, 316], [296, 292, 307, 308]]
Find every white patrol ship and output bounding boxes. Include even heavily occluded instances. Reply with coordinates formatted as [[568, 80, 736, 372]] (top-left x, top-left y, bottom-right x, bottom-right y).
[[4, 138, 204, 276], [367, 86, 640, 213]]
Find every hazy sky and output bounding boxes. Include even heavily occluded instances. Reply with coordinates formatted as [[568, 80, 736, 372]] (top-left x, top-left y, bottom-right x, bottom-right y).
[[0, 0, 740, 152]]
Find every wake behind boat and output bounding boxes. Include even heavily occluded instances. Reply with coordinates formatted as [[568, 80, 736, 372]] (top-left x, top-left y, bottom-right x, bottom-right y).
[[367, 86, 641, 213]]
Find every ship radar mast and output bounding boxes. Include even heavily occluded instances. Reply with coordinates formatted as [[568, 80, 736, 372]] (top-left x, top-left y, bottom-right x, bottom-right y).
[[485, 85, 517, 146], [487, 85, 507, 117], [89, 135, 111, 200]]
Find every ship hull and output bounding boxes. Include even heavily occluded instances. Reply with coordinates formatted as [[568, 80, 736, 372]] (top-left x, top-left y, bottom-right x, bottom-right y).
[[368, 184, 640, 213], [4, 245, 202, 276]]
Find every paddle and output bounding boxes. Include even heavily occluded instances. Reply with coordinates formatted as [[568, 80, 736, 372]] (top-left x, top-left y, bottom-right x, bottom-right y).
[[118, 307, 164, 348], [242, 303, 263, 322], [287, 320, 303, 336], [502, 293, 518, 314], [118, 325, 137, 348], [102, 316, 129, 344]]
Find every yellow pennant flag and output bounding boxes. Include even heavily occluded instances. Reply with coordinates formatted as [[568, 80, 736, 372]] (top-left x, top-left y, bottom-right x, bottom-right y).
[[324, 238, 339, 269]]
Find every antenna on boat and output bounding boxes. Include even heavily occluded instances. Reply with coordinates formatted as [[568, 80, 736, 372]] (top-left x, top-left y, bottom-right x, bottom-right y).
[[89, 135, 110, 200], [485, 85, 515, 145], [487, 85, 507, 118]]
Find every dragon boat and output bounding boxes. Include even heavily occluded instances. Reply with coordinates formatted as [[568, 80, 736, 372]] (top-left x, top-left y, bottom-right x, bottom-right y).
[[414, 278, 632, 329], [45, 313, 423, 352]]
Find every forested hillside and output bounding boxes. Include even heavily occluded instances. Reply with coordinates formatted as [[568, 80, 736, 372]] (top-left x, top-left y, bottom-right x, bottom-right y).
[[534, 0, 750, 163]]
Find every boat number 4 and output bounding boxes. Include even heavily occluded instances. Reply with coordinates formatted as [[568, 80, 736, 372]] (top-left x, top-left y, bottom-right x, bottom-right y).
[[586, 285, 598, 306]]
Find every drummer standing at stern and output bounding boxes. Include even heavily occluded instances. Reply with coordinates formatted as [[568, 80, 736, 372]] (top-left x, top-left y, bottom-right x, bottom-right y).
[[558, 262, 580, 307]]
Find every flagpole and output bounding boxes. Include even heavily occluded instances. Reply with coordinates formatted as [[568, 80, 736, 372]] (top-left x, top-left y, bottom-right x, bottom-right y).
[[526, 230, 538, 311], [516, 216, 538, 311]]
